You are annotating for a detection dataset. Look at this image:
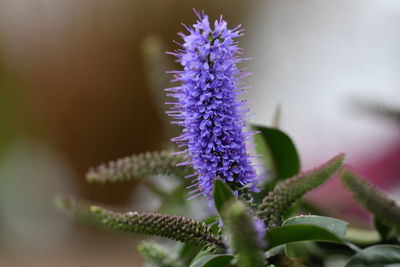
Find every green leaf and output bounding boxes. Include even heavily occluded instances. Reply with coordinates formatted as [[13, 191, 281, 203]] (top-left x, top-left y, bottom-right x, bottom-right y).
[[284, 215, 348, 239], [178, 243, 203, 267], [345, 245, 400, 267], [267, 254, 306, 267], [189, 254, 233, 267], [213, 180, 235, 216], [265, 245, 286, 259], [284, 241, 320, 259], [340, 170, 400, 233], [266, 215, 348, 248], [267, 224, 343, 248], [251, 124, 300, 182], [257, 154, 345, 228], [86, 150, 193, 183], [222, 201, 265, 267]]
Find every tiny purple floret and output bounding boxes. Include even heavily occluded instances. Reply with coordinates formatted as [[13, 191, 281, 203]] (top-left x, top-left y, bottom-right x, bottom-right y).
[[167, 10, 257, 199], [253, 217, 267, 248]]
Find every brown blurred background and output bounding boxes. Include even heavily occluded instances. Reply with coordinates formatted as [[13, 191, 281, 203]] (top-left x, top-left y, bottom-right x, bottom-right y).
[[0, 1, 399, 266], [0, 1, 250, 266]]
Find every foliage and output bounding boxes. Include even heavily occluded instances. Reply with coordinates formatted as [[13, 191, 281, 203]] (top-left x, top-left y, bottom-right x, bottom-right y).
[[340, 170, 400, 237], [218, 194, 265, 266], [55, 129, 400, 267], [251, 124, 300, 183], [266, 215, 348, 248], [56, 138, 400, 266], [345, 245, 400, 267], [56, 195, 224, 251], [257, 154, 344, 228], [54, 10, 400, 267]]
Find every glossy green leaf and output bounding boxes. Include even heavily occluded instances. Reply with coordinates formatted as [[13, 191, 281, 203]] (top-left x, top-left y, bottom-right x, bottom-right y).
[[178, 243, 203, 267], [284, 241, 321, 259], [189, 254, 233, 267], [267, 224, 343, 248], [345, 245, 400, 267], [251, 124, 300, 182], [213, 180, 235, 216], [284, 215, 348, 239], [266, 215, 348, 248]]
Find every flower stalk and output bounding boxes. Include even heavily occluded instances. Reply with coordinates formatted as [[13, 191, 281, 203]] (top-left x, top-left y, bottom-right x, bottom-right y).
[[167, 10, 257, 199]]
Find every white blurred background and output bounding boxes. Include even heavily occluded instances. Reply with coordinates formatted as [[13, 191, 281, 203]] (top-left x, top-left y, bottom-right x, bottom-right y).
[[247, 0, 400, 165]]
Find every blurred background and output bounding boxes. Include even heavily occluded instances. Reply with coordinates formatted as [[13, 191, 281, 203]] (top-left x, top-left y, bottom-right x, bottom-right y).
[[0, 0, 399, 266]]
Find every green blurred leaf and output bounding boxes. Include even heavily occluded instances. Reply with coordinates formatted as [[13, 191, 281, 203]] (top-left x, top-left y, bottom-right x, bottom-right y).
[[178, 243, 203, 267], [137, 241, 176, 267], [354, 99, 400, 124], [189, 254, 233, 267], [251, 124, 300, 183], [345, 227, 381, 246], [222, 201, 265, 267], [267, 254, 306, 267], [213, 180, 235, 216], [271, 104, 282, 128], [157, 186, 189, 216], [345, 245, 400, 267], [265, 245, 286, 259], [266, 215, 348, 248]]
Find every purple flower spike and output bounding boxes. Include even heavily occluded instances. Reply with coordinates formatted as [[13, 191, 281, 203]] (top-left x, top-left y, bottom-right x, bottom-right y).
[[167, 10, 257, 199]]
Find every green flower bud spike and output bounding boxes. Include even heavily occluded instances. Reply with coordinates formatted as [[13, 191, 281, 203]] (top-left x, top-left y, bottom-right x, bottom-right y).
[[86, 150, 192, 183], [223, 201, 266, 267], [340, 169, 400, 233], [257, 154, 344, 228], [55, 195, 225, 250]]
